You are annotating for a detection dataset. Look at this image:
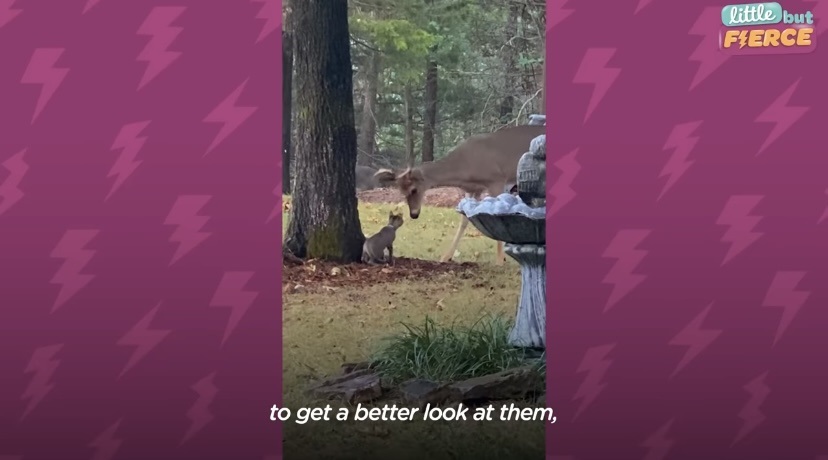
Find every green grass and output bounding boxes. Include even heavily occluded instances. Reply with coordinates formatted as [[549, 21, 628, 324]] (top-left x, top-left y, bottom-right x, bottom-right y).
[[372, 314, 534, 385], [281, 198, 545, 460]]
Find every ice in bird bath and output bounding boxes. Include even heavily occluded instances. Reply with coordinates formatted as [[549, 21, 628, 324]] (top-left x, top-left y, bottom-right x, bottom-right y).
[[457, 114, 547, 350]]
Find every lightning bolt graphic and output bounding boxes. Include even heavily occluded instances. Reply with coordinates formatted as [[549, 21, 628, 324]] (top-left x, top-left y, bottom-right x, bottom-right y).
[[602, 229, 650, 311], [164, 195, 212, 265], [755, 79, 809, 155], [117, 303, 171, 378], [50, 229, 99, 312], [107, 121, 151, 201], [20, 344, 63, 419], [635, 0, 655, 14], [21, 48, 69, 123], [251, 0, 278, 43], [89, 419, 123, 460], [0, 149, 28, 217], [573, 344, 615, 419], [716, 195, 764, 265], [688, 7, 731, 90], [819, 189, 828, 224], [136, 6, 186, 90], [738, 30, 749, 48], [0, 0, 21, 29], [669, 303, 722, 377], [210, 271, 258, 346], [642, 419, 675, 460], [204, 79, 258, 156], [573, 48, 621, 123], [804, 0, 826, 36], [548, 0, 574, 30], [83, 0, 100, 14], [549, 149, 580, 216], [659, 121, 702, 201], [732, 372, 770, 445], [762, 271, 810, 346], [181, 373, 218, 444]]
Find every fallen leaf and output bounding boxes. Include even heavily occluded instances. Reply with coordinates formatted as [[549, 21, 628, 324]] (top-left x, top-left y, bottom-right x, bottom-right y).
[[436, 299, 445, 311], [380, 267, 393, 274], [331, 267, 342, 276]]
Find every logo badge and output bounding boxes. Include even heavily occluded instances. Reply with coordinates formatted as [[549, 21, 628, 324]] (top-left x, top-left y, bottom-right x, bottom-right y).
[[719, 2, 816, 55]]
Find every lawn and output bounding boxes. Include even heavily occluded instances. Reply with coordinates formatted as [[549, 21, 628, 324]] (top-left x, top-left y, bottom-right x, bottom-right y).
[[281, 197, 546, 460]]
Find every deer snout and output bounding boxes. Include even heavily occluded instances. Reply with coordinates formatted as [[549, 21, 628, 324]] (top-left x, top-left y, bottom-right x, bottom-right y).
[[410, 210, 420, 219]]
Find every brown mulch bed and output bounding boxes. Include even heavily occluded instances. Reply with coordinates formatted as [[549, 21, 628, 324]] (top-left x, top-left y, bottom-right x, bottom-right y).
[[356, 187, 467, 208], [282, 256, 478, 292]]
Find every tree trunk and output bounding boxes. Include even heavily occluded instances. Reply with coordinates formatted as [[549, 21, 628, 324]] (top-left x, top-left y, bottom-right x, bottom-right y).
[[283, 0, 364, 262], [282, 26, 294, 195], [357, 51, 381, 166], [499, 2, 519, 124], [404, 83, 416, 166], [421, 55, 438, 163]]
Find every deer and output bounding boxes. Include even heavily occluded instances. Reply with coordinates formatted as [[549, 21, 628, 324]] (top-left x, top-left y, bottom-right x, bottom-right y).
[[373, 124, 544, 265], [356, 165, 380, 191]]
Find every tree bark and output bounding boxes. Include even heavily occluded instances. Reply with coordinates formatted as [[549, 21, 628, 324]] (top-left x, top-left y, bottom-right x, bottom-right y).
[[499, 2, 519, 124], [357, 51, 381, 166], [283, 0, 364, 262], [403, 83, 415, 166], [421, 55, 438, 162], [282, 25, 294, 195]]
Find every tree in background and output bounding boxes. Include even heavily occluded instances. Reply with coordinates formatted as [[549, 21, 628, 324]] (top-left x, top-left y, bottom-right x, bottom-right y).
[[281, 2, 293, 195], [348, 0, 545, 168], [282, 0, 545, 182], [283, 0, 364, 262]]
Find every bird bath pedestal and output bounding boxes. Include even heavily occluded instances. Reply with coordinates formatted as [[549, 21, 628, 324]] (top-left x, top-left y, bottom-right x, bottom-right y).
[[457, 115, 546, 351]]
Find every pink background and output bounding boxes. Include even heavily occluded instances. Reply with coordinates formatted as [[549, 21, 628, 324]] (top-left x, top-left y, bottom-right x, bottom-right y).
[[1, 1, 282, 458], [547, 0, 827, 458]]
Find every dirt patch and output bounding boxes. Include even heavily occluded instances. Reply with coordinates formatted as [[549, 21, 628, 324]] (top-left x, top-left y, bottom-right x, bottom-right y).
[[283, 256, 478, 292], [357, 187, 467, 208]]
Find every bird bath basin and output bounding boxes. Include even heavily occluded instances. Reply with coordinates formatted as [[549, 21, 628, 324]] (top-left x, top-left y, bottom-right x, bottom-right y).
[[459, 195, 545, 245], [457, 118, 546, 350]]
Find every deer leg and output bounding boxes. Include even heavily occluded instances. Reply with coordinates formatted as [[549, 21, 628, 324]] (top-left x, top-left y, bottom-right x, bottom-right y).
[[495, 241, 506, 265], [441, 214, 470, 262]]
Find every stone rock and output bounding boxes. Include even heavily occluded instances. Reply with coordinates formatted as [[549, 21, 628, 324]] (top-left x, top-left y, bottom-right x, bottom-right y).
[[399, 378, 453, 408], [527, 114, 546, 126], [447, 366, 543, 402], [307, 368, 382, 404]]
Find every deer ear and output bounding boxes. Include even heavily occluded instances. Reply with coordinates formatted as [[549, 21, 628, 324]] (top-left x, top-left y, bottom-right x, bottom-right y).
[[408, 168, 425, 182], [374, 169, 397, 186]]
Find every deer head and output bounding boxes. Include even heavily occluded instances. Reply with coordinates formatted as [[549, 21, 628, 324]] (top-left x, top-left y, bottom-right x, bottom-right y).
[[374, 167, 427, 219]]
